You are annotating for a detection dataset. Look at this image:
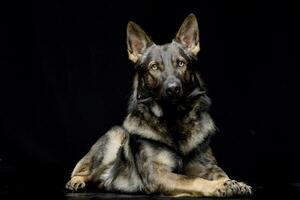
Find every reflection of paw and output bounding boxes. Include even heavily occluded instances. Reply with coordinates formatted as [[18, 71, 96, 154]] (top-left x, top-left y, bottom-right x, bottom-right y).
[[168, 193, 193, 197], [215, 179, 252, 197], [65, 176, 86, 191]]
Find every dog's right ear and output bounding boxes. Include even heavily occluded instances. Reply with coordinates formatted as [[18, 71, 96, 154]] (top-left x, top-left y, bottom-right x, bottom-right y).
[[127, 21, 153, 63]]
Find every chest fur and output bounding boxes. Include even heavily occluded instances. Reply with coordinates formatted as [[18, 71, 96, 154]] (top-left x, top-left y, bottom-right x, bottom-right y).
[[123, 108, 216, 155]]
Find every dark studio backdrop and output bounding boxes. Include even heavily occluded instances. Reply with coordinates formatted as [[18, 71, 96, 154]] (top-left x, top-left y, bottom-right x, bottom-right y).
[[2, 0, 300, 196]]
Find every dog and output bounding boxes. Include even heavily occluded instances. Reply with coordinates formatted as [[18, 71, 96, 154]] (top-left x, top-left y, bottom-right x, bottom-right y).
[[66, 14, 252, 197]]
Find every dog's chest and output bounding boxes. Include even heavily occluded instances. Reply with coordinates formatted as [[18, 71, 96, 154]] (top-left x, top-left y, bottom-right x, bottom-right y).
[[163, 112, 214, 155]]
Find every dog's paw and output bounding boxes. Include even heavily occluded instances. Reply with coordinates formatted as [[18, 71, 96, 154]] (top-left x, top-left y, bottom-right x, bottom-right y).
[[215, 179, 252, 197], [65, 176, 86, 191]]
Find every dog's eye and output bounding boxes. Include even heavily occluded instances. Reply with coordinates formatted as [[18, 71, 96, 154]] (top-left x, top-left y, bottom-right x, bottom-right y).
[[178, 60, 186, 68], [150, 63, 159, 71]]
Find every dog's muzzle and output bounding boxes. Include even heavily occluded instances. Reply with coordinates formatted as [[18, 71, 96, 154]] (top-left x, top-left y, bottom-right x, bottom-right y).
[[163, 79, 182, 99]]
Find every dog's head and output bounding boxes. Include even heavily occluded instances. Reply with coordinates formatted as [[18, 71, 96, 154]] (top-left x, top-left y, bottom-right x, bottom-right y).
[[127, 14, 204, 104]]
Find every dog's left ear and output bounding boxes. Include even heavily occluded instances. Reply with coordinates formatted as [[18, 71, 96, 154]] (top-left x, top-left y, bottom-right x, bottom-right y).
[[174, 14, 200, 56]]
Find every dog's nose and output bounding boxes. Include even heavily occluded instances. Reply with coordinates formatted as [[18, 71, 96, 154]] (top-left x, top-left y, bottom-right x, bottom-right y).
[[166, 82, 181, 96]]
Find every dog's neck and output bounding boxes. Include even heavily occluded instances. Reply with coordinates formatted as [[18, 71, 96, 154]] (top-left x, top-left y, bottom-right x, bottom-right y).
[[131, 86, 209, 118]]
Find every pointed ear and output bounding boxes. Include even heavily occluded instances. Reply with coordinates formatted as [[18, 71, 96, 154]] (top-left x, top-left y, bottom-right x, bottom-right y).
[[175, 14, 200, 56], [127, 21, 153, 63]]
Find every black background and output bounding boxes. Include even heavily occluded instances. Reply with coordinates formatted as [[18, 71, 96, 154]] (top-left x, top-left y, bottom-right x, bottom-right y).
[[2, 0, 300, 195]]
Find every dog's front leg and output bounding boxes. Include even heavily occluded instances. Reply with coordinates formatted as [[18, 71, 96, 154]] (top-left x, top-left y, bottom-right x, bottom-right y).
[[183, 147, 252, 197], [66, 126, 128, 191], [65, 150, 94, 191], [141, 162, 232, 197]]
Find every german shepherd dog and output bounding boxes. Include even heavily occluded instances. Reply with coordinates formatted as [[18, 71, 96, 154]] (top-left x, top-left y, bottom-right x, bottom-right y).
[[66, 14, 252, 197]]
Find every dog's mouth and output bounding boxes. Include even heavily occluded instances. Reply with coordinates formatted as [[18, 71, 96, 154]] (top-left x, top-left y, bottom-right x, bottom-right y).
[[162, 87, 206, 104], [161, 93, 183, 104], [137, 87, 206, 105]]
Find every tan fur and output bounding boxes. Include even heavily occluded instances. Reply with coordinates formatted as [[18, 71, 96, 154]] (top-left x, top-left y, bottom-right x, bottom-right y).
[[66, 176, 88, 191], [128, 50, 139, 63], [150, 163, 228, 197], [102, 128, 127, 165], [190, 43, 200, 56], [123, 114, 172, 146]]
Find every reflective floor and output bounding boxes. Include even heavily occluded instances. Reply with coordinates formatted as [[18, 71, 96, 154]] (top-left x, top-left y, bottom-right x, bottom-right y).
[[66, 192, 251, 200], [1, 186, 300, 200]]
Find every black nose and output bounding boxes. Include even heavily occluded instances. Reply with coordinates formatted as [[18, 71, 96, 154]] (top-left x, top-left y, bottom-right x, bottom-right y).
[[166, 83, 181, 96]]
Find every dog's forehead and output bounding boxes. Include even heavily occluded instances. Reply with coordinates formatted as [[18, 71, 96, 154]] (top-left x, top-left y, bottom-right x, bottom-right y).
[[145, 42, 184, 61], [162, 43, 182, 54]]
